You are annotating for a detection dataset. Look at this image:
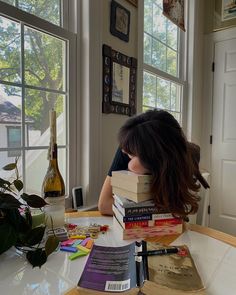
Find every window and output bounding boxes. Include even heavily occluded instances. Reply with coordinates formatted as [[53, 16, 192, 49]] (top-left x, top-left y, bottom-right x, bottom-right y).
[[7, 126, 21, 157], [0, 1, 76, 195], [142, 0, 185, 123]]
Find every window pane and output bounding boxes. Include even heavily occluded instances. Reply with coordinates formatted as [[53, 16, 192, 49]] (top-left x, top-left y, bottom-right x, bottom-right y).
[[143, 0, 179, 78], [143, 71, 156, 107], [24, 26, 65, 91], [0, 151, 22, 177], [167, 20, 178, 50], [171, 83, 181, 112], [19, 0, 61, 26], [1, 0, 61, 26], [167, 47, 177, 76], [25, 89, 66, 147], [25, 148, 66, 195], [152, 39, 166, 72], [0, 16, 21, 83], [157, 77, 170, 109], [7, 126, 21, 157], [153, 4, 166, 43], [144, 33, 152, 65], [144, 0, 153, 35], [0, 85, 22, 148]]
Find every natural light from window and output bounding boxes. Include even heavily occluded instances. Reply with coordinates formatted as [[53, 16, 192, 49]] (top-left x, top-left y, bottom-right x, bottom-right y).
[[143, 0, 184, 123]]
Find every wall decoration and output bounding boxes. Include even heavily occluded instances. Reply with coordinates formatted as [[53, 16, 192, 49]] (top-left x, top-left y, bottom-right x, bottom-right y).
[[213, 0, 236, 31], [110, 0, 130, 42], [163, 0, 185, 31], [221, 0, 236, 21], [102, 44, 137, 116], [125, 0, 138, 7]]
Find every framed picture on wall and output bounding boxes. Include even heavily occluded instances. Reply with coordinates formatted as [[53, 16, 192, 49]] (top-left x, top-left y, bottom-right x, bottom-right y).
[[110, 0, 130, 42], [214, 0, 236, 31], [102, 44, 137, 116], [222, 0, 236, 21], [125, 0, 138, 7]]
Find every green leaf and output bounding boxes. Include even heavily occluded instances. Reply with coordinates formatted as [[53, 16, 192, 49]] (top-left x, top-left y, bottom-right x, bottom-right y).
[[0, 193, 22, 209], [0, 222, 18, 254], [23, 226, 45, 246], [2, 163, 16, 171], [26, 249, 47, 268], [45, 235, 59, 256], [13, 179, 23, 192], [21, 193, 47, 208]]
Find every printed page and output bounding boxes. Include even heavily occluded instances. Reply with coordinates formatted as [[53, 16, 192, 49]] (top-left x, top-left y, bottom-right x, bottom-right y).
[[78, 243, 137, 292]]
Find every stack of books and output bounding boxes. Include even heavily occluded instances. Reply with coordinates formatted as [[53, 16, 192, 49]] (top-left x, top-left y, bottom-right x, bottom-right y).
[[111, 170, 183, 240]]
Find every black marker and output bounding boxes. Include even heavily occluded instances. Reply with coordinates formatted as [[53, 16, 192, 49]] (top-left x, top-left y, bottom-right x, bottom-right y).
[[135, 247, 179, 257]]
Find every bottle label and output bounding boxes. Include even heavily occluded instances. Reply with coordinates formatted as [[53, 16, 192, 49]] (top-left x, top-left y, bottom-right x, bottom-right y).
[[44, 196, 65, 228]]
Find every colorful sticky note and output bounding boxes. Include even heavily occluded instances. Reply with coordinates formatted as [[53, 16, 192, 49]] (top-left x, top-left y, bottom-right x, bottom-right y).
[[85, 239, 94, 249], [60, 246, 78, 253], [77, 245, 91, 253], [68, 251, 88, 260]]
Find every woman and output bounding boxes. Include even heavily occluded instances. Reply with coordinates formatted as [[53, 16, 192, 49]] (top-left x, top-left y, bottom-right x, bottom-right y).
[[98, 109, 209, 216]]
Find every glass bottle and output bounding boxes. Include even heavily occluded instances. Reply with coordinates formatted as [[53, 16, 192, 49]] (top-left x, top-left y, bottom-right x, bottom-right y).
[[42, 110, 65, 228]]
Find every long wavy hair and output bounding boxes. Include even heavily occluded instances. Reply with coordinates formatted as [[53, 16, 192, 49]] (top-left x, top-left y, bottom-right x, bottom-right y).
[[118, 109, 200, 217]]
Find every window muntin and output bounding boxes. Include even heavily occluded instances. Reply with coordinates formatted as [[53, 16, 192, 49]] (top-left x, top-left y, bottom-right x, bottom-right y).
[[0, 0, 61, 26], [143, 0, 184, 123]]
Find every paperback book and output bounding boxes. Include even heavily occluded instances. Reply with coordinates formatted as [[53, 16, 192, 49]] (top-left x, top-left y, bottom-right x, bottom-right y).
[[111, 170, 152, 183], [112, 204, 181, 229], [112, 187, 152, 203], [113, 215, 183, 240], [113, 194, 166, 216], [78, 241, 204, 293]]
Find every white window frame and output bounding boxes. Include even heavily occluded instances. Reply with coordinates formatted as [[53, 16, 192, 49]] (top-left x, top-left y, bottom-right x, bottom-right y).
[[0, 0, 77, 195], [138, 0, 188, 129]]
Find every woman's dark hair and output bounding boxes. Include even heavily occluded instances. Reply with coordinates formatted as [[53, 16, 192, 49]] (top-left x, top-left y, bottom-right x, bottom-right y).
[[118, 109, 200, 217]]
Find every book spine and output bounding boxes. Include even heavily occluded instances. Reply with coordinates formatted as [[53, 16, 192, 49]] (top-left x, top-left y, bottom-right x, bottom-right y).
[[123, 213, 173, 222], [123, 218, 182, 229]]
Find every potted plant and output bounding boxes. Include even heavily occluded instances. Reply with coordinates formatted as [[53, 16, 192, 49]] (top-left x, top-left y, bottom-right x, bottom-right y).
[[0, 158, 59, 267]]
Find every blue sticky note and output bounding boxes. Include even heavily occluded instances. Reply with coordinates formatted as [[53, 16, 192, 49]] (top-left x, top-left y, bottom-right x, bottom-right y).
[[60, 246, 78, 253]]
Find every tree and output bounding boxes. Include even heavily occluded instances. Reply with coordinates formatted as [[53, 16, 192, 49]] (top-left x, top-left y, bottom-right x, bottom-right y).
[[0, 0, 63, 133]]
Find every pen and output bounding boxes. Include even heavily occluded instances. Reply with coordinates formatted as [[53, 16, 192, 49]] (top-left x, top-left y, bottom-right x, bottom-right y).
[[135, 247, 179, 256]]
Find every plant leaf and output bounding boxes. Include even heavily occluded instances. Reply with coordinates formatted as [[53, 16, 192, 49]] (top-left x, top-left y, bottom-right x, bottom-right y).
[[45, 235, 59, 256], [21, 193, 48, 208], [0, 222, 18, 254], [0, 194, 22, 209], [24, 226, 45, 246], [13, 179, 23, 192], [2, 163, 16, 171], [26, 249, 47, 268]]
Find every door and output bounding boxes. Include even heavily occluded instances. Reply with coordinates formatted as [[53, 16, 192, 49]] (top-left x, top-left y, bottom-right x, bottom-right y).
[[210, 38, 236, 235]]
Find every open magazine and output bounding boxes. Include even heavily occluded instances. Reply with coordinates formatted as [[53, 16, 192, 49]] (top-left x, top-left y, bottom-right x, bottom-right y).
[[78, 241, 204, 293]]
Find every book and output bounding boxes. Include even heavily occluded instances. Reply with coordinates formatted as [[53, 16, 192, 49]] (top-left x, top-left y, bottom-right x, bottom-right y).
[[113, 216, 183, 240], [112, 204, 180, 230], [77, 241, 204, 293], [111, 170, 152, 183], [112, 204, 174, 222], [113, 194, 162, 216], [112, 186, 152, 203], [111, 177, 151, 193]]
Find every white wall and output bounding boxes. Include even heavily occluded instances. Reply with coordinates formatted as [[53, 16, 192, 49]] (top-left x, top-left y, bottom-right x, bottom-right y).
[[79, 0, 208, 208]]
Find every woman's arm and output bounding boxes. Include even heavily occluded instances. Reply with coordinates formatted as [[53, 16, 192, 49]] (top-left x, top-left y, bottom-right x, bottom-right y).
[[98, 176, 114, 215]]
